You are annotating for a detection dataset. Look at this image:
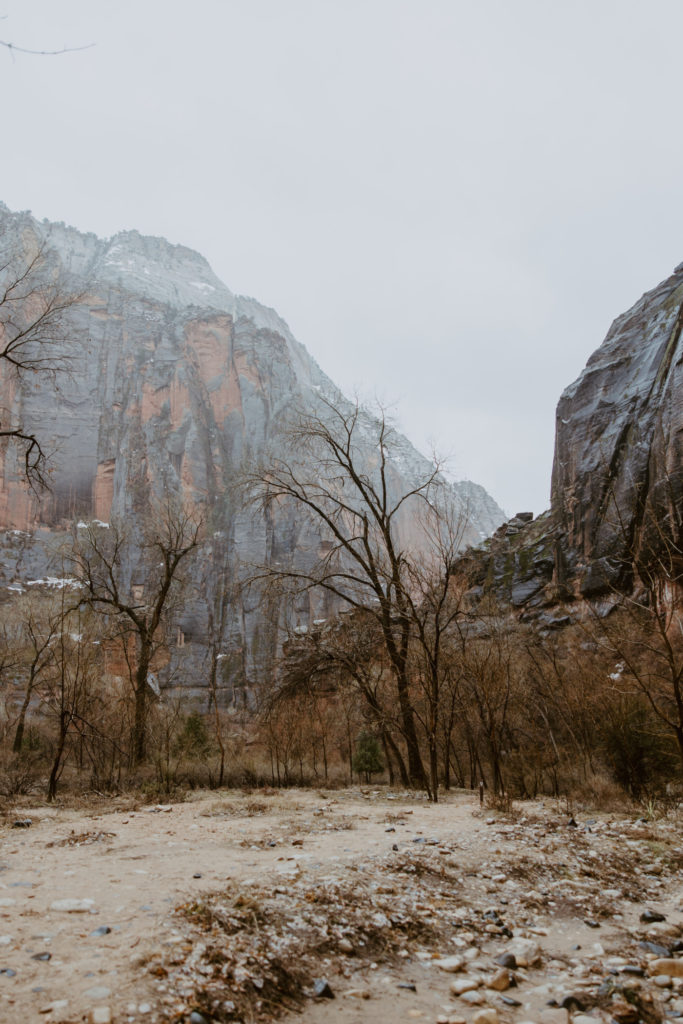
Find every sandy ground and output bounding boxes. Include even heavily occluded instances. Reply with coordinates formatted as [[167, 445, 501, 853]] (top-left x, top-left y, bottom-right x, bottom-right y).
[[0, 788, 682, 1023]]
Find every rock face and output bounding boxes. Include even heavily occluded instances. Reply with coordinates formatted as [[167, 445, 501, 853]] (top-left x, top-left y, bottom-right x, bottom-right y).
[[0, 204, 505, 701], [464, 262, 683, 614], [552, 264, 683, 595]]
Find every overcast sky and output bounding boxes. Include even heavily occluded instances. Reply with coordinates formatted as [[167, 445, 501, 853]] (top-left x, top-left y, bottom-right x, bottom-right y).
[[2, 1, 683, 516]]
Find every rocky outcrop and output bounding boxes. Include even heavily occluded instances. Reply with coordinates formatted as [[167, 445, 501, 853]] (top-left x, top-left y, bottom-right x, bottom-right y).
[[465, 262, 683, 616], [552, 264, 683, 595], [0, 204, 505, 701]]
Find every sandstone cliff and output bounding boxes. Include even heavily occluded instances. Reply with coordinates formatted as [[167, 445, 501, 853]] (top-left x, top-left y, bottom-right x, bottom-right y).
[[0, 204, 505, 700], [465, 262, 683, 616]]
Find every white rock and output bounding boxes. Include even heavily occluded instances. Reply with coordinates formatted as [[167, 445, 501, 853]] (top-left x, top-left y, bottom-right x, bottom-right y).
[[436, 955, 465, 973], [50, 898, 95, 913], [504, 937, 542, 967], [90, 1010, 112, 1024], [473, 1011, 499, 1024], [450, 977, 482, 996], [460, 989, 486, 1006]]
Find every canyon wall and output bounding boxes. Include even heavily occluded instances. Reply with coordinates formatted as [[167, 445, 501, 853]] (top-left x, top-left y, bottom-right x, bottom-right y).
[[0, 204, 505, 701]]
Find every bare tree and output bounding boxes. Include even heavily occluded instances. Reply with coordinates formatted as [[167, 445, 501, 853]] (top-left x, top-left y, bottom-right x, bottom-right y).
[[0, 234, 79, 490], [69, 503, 202, 764], [244, 397, 472, 792]]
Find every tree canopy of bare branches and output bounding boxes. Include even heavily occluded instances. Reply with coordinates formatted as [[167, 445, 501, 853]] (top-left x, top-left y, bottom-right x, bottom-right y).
[[0, 232, 79, 491], [69, 503, 203, 763], [243, 397, 474, 795]]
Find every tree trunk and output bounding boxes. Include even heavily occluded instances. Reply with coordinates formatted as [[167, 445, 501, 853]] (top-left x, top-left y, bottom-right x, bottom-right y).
[[133, 646, 151, 764]]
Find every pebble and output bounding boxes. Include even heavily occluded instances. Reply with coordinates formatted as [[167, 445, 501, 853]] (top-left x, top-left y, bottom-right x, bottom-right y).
[[313, 977, 334, 998], [345, 988, 371, 999], [12, 819, 32, 828], [651, 960, 683, 979], [188, 1013, 210, 1024], [460, 989, 486, 1006], [450, 977, 481, 995], [641, 910, 667, 923], [473, 1010, 499, 1024], [50, 898, 95, 913], [436, 955, 465, 973], [654, 975, 674, 988], [90, 1010, 112, 1024], [338, 938, 354, 954], [494, 953, 517, 969], [504, 937, 541, 967], [90, 926, 111, 937], [485, 968, 510, 991]]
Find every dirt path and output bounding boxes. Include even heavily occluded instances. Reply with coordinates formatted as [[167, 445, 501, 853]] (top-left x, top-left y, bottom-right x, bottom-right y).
[[0, 789, 682, 1023]]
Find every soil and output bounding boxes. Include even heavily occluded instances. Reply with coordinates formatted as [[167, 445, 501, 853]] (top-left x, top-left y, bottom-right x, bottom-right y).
[[0, 788, 682, 1024]]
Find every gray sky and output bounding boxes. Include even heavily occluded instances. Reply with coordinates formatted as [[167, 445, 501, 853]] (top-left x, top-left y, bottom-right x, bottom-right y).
[[2, 0, 683, 516]]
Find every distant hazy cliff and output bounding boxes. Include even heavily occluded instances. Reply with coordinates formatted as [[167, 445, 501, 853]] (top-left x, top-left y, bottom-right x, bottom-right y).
[[0, 204, 505, 699]]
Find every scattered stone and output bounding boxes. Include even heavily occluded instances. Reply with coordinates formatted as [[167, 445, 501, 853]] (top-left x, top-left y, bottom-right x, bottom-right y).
[[584, 919, 600, 928], [398, 983, 417, 992], [620, 965, 645, 976], [138, 1004, 152, 1013], [639, 940, 670, 957], [346, 988, 371, 999], [486, 969, 511, 992], [338, 938, 354, 954], [313, 977, 334, 999], [495, 953, 517, 969], [40, 1001, 68, 1014], [12, 819, 32, 828], [189, 1013, 210, 1024], [50, 898, 95, 913], [0, 968, 16, 977], [650, 960, 683, 979], [504, 937, 541, 967], [193, 873, 202, 879], [90, 1009, 112, 1024], [436, 955, 465, 973], [90, 926, 111, 937], [460, 989, 486, 1006], [473, 1010, 499, 1024], [31, 952, 51, 961], [500, 995, 522, 1007], [641, 910, 666, 923], [654, 975, 674, 988], [450, 977, 482, 996]]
